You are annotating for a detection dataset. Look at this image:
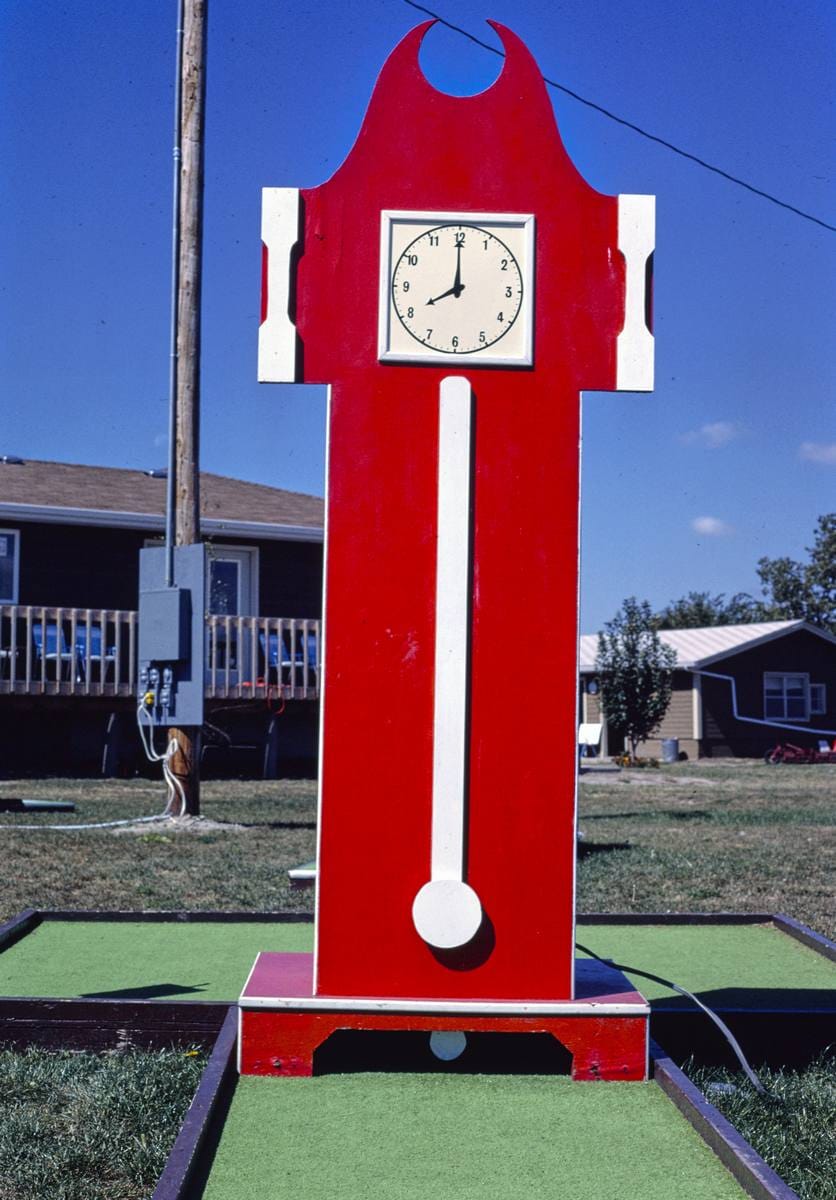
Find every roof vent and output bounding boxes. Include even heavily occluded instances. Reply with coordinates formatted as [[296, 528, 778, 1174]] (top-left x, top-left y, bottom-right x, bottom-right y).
[[143, 467, 168, 479], [1, 455, 25, 465]]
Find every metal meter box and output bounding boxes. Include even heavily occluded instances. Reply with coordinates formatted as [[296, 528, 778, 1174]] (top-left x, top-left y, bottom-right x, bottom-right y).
[[138, 544, 206, 727]]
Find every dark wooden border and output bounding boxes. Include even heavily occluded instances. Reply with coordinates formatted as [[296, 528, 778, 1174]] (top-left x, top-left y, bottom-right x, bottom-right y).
[[0, 907, 41, 952], [772, 913, 836, 962], [577, 912, 774, 925], [0, 997, 230, 1052], [39, 909, 314, 924], [151, 1006, 238, 1200], [651, 1039, 799, 1200]]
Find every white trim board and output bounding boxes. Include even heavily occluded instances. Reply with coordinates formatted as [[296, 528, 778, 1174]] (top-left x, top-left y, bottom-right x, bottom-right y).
[[239, 995, 649, 1017]]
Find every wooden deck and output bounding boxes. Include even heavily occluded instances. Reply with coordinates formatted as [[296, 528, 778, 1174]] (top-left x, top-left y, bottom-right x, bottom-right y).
[[0, 606, 320, 703]]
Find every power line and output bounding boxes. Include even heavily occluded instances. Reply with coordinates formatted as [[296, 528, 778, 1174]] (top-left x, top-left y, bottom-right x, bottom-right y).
[[403, 0, 835, 234]]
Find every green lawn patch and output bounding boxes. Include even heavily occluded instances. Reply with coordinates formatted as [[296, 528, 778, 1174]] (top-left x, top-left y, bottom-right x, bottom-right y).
[[0, 1045, 204, 1200], [688, 1054, 836, 1200], [200, 1074, 747, 1200]]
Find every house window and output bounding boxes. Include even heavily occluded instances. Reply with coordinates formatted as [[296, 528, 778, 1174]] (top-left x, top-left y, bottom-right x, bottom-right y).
[[810, 683, 827, 715], [206, 546, 258, 615], [763, 673, 809, 722], [0, 529, 19, 603]]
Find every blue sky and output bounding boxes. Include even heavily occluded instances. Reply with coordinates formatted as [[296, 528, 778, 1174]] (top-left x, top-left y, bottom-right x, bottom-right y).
[[1, 1, 833, 630]]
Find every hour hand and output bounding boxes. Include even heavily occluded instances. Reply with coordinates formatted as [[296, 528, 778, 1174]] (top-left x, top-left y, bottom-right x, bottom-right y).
[[427, 283, 462, 306]]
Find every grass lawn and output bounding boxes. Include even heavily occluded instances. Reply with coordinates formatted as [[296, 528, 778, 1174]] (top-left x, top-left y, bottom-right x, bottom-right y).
[[0, 761, 832, 937], [688, 1055, 836, 1200], [0, 1046, 205, 1200]]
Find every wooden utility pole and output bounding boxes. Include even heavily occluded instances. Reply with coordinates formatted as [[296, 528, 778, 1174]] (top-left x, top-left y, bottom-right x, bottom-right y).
[[169, 0, 207, 816]]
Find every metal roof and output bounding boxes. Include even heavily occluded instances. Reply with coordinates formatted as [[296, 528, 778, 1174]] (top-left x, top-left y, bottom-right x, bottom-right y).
[[578, 620, 834, 672]]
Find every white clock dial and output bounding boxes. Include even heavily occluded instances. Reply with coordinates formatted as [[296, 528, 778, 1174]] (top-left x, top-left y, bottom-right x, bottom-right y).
[[379, 211, 534, 366], [392, 225, 523, 355]]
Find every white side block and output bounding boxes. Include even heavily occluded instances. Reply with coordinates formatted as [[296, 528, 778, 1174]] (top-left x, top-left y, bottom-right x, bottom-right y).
[[258, 187, 300, 383], [616, 194, 655, 392]]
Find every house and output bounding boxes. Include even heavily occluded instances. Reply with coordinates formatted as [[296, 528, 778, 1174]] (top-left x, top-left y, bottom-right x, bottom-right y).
[[579, 621, 836, 759], [0, 457, 324, 775]]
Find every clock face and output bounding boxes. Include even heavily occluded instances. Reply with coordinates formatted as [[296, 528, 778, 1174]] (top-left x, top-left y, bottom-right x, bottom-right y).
[[379, 212, 534, 366]]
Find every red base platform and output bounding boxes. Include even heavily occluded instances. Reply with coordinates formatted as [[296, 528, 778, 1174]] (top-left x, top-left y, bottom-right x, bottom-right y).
[[238, 953, 649, 1080]]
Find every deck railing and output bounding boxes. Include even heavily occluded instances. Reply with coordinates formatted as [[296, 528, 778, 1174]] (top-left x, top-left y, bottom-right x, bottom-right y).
[[205, 614, 320, 701], [0, 606, 137, 697], [0, 606, 320, 702]]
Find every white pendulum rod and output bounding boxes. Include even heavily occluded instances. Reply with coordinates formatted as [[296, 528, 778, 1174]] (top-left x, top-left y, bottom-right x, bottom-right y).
[[412, 376, 483, 950]]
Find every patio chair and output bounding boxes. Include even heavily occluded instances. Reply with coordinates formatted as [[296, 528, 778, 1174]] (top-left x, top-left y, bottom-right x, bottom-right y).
[[74, 623, 116, 684], [32, 620, 75, 681]]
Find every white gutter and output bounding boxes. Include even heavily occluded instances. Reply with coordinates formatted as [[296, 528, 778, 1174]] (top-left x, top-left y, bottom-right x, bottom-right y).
[[0, 502, 323, 543]]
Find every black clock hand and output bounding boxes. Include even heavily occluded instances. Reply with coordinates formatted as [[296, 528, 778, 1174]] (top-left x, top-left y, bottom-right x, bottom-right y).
[[428, 242, 466, 305], [452, 242, 463, 297], [427, 283, 465, 306]]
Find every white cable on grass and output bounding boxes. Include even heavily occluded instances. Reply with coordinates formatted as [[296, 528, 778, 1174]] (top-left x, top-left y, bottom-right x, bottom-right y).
[[3, 814, 170, 831], [2, 707, 187, 830]]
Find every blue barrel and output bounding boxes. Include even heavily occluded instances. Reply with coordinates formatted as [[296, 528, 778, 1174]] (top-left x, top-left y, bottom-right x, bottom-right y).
[[661, 738, 679, 763]]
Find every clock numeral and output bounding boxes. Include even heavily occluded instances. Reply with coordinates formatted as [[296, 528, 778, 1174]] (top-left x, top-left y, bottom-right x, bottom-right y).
[[451, 336, 459, 348], [407, 254, 418, 266], [402, 281, 410, 292], [497, 312, 504, 322], [479, 331, 486, 344], [483, 239, 489, 250], [426, 329, 432, 339], [454, 232, 466, 247], [505, 286, 513, 298], [429, 234, 439, 246], [500, 259, 508, 271], [407, 307, 414, 318]]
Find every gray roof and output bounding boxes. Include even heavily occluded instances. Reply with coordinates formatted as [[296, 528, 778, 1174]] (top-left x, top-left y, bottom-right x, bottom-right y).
[[579, 620, 835, 672], [0, 458, 324, 541]]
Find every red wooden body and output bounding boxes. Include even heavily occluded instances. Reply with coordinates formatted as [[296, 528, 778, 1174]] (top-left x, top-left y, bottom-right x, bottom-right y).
[[290, 23, 625, 1001], [239, 953, 648, 1080], [241, 1009, 647, 1081]]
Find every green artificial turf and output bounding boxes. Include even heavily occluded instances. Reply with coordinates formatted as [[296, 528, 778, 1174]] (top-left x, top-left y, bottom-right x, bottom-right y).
[[0, 919, 832, 1004], [578, 923, 836, 1007], [199, 1074, 747, 1200], [0, 920, 311, 1001]]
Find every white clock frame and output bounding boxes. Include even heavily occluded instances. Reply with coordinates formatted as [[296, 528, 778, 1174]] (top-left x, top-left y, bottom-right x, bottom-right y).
[[378, 210, 535, 367]]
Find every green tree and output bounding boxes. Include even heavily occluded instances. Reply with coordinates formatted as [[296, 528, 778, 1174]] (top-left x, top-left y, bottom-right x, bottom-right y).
[[597, 597, 677, 761], [756, 514, 836, 634], [655, 590, 761, 629]]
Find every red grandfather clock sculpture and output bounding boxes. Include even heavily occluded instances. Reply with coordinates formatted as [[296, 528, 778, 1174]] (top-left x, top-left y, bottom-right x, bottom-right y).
[[240, 21, 654, 1079]]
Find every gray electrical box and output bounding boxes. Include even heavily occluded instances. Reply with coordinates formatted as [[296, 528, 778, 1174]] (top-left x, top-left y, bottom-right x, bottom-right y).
[[138, 544, 206, 727]]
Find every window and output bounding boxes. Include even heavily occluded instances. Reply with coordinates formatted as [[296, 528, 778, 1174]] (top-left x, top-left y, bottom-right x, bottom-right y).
[[764, 673, 809, 722], [206, 546, 258, 615], [810, 683, 827, 715], [0, 529, 19, 603]]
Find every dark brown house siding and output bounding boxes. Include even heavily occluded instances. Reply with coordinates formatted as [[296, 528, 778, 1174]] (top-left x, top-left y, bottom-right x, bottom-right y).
[[16, 521, 145, 609], [11, 521, 323, 617], [700, 629, 836, 757]]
